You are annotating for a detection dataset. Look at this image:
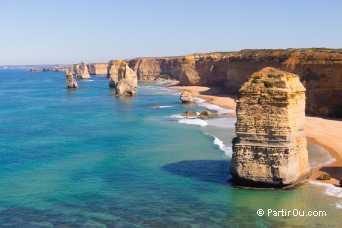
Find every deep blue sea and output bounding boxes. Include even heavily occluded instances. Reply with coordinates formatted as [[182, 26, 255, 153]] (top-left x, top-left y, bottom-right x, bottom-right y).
[[0, 69, 341, 227]]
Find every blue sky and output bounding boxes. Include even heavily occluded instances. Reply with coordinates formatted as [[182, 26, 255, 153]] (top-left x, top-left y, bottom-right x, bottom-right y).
[[0, 0, 341, 65]]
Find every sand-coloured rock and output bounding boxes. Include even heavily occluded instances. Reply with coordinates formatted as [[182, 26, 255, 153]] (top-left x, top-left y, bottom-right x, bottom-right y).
[[180, 90, 194, 103], [108, 60, 138, 95], [71, 62, 90, 79], [230, 67, 310, 188], [87, 63, 108, 75], [65, 71, 78, 88], [123, 49, 342, 117]]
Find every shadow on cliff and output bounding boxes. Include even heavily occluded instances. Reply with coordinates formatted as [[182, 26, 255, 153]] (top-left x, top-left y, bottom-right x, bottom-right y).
[[162, 160, 231, 185]]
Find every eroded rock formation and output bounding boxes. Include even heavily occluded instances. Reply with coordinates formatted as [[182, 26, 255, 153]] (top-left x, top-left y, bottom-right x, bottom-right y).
[[180, 90, 194, 103], [87, 63, 108, 75], [230, 67, 310, 188], [127, 57, 184, 81], [108, 60, 138, 95], [123, 49, 342, 117], [71, 62, 90, 79], [65, 70, 78, 89]]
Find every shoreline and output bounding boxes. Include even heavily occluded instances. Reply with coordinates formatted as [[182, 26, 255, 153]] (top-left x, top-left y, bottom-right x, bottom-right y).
[[170, 85, 342, 186]]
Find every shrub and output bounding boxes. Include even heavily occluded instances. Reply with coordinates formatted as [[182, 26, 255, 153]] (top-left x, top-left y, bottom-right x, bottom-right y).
[[317, 173, 331, 180], [274, 80, 286, 88], [252, 78, 258, 83], [267, 73, 275, 78], [252, 74, 262, 79], [263, 81, 273, 88]]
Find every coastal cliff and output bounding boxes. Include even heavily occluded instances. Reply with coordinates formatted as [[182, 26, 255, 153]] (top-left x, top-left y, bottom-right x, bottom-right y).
[[230, 67, 310, 188], [124, 49, 342, 117], [127, 57, 184, 81], [88, 63, 108, 75]]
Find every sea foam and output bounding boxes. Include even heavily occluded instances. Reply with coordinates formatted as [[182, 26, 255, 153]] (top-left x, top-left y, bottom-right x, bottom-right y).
[[213, 137, 233, 157], [308, 180, 342, 200], [194, 97, 235, 114], [178, 118, 208, 127]]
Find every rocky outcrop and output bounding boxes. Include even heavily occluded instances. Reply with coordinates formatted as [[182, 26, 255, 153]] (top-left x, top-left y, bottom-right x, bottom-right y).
[[108, 60, 138, 95], [123, 49, 342, 117], [87, 63, 108, 75], [65, 71, 78, 89], [71, 62, 90, 79], [230, 67, 310, 188], [179, 90, 194, 103]]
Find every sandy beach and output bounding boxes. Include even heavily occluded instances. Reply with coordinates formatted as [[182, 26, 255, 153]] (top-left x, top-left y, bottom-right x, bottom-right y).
[[171, 85, 342, 186]]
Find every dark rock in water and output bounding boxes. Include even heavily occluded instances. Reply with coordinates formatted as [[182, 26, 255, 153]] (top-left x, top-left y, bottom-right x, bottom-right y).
[[149, 105, 161, 109], [180, 90, 194, 103], [65, 71, 78, 89], [340, 180, 342, 187], [317, 173, 331, 180], [198, 110, 212, 119], [181, 110, 197, 117]]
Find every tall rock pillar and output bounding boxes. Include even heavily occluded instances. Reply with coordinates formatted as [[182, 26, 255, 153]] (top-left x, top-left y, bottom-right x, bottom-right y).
[[108, 60, 138, 96], [230, 67, 310, 188]]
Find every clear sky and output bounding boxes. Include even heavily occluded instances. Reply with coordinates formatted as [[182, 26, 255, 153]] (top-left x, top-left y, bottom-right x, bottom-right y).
[[0, 0, 341, 65]]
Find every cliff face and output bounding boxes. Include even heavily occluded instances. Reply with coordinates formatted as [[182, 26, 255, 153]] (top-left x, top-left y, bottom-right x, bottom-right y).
[[87, 63, 108, 75], [125, 49, 341, 117], [71, 62, 90, 79], [127, 57, 184, 81], [230, 67, 310, 188]]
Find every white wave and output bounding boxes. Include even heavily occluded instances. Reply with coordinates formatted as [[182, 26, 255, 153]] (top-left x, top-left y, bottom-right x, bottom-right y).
[[336, 202, 342, 209], [172, 92, 181, 96], [80, 79, 94, 82], [213, 137, 233, 157], [159, 105, 173, 108], [206, 118, 236, 128], [178, 118, 208, 127], [308, 180, 342, 198], [194, 97, 234, 114], [169, 114, 183, 119]]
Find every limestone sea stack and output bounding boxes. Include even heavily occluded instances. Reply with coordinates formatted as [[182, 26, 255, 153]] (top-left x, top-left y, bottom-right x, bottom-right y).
[[65, 70, 78, 88], [180, 90, 194, 103], [108, 60, 138, 95], [230, 67, 310, 188], [72, 61, 90, 79]]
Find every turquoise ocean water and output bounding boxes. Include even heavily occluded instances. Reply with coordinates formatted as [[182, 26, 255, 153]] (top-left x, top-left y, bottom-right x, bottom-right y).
[[0, 69, 341, 227]]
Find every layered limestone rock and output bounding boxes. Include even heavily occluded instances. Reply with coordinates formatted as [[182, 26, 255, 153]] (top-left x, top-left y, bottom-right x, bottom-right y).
[[230, 67, 310, 188], [108, 60, 138, 95], [65, 70, 78, 89], [127, 57, 184, 81], [103, 49, 342, 117], [71, 62, 90, 79], [179, 90, 194, 103], [87, 63, 108, 75]]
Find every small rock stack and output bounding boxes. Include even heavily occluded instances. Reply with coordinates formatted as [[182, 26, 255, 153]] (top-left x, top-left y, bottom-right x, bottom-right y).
[[230, 67, 310, 188], [180, 90, 194, 103], [65, 70, 78, 89]]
